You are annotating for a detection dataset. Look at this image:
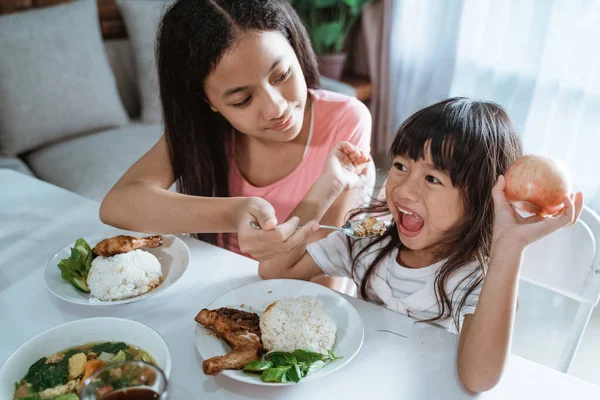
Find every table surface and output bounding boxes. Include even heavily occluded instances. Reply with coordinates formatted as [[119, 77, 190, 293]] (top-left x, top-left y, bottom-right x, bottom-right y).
[[2, 169, 599, 399]]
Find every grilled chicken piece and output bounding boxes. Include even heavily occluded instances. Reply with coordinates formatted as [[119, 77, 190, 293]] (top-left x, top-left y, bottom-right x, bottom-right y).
[[92, 235, 163, 257], [195, 308, 263, 375]]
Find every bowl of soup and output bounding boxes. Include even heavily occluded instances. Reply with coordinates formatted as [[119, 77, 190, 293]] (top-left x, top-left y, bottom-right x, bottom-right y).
[[0, 318, 171, 399]]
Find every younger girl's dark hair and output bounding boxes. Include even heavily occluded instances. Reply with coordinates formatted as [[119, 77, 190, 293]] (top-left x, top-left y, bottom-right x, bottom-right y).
[[156, 0, 319, 244], [349, 97, 523, 330]]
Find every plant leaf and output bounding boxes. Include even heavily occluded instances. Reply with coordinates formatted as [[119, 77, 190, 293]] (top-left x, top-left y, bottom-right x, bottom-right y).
[[313, 21, 344, 52], [314, 0, 338, 7]]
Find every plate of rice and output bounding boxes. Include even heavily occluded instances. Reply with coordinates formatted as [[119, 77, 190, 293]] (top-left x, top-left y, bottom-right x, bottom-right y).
[[44, 232, 190, 306], [194, 279, 364, 385]]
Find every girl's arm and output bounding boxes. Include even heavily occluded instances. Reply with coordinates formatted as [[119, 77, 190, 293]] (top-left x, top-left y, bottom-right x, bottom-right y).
[[258, 244, 323, 281], [288, 96, 374, 242], [456, 176, 583, 393], [100, 135, 316, 259], [286, 142, 373, 239], [259, 142, 370, 281]]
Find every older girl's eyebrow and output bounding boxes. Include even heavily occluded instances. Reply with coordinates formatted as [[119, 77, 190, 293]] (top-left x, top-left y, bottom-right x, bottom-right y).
[[222, 58, 284, 98], [223, 86, 247, 98]]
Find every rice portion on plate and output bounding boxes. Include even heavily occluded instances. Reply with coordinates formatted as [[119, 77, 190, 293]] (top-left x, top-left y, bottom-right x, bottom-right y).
[[87, 249, 163, 301], [260, 296, 336, 354]]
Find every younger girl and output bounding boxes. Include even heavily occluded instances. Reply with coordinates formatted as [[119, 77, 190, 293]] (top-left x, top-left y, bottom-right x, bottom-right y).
[[259, 98, 583, 392], [99, 0, 373, 270]]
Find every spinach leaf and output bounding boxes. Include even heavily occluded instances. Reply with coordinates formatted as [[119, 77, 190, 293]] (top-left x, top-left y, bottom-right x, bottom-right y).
[[23, 356, 69, 392], [246, 349, 342, 384], [265, 352, 288, 367], [286, 364, 302, 383], [261, 367, 290, 383], [91, 342, 128, 354], [243, 361, 274, 372], [291, 349, 326, 363]]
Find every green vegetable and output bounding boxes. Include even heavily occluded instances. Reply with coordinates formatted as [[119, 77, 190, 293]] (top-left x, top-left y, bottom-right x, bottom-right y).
[[23, 356, 69, 392], [111, 378, 128, 390], [244, 349, 341, 383], [91, 342, 128, 354], [243, 361, 274, 372], [306, 360, 327, 375], [286, 364, 303, 383], [54, 394, 79, 400], [109, 350, 127, 364], [261, 367, 290, 382], [291, 349, 328, 363], [57, 238, 94, 293], [327, 349, 341, 360], [138, 349, 155, 364]]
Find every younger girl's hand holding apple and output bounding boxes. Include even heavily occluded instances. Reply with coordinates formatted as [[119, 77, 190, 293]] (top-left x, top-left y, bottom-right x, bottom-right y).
[[495, 155, 584, 249]]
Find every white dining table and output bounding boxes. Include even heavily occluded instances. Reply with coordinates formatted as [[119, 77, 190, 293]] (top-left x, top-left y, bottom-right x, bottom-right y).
[[1, 169, 599, 400]]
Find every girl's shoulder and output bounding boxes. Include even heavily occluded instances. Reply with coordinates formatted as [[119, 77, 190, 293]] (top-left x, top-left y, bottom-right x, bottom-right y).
[[309, 89, 372, 148], [447, 259, 485, 291], [310, 88, 371, 122]]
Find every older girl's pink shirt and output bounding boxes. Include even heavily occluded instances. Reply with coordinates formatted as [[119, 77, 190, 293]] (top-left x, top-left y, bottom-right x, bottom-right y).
[[227, 89, 372, 257]]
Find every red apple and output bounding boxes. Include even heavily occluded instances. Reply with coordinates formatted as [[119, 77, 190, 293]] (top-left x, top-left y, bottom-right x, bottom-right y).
[[504, 155, 572, 216]]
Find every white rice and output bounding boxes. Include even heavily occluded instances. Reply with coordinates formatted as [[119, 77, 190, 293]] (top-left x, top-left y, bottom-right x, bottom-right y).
[[260, 296, 336, 354], [87, 250, 163, 301]]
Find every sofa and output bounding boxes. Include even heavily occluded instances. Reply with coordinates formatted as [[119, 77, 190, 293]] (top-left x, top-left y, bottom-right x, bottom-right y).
[[0, 0, 357, 203]]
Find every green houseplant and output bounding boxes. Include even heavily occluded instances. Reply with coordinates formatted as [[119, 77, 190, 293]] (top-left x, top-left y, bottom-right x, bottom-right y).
[[289, 0, 373, 80]]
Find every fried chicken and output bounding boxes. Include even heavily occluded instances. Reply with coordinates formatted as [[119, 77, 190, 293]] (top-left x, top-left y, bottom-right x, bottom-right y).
[[195, 308, 263, 375], [92, 235, 163, 257]]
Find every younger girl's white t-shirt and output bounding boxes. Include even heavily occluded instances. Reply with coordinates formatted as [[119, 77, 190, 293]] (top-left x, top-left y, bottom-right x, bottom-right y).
[[307, 231, 483, 333]]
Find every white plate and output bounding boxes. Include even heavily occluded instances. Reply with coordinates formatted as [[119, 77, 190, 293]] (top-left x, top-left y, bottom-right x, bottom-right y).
[[0, 317, 171, 399], [44, 233, 190, 306], [194, 279, 364, 386]]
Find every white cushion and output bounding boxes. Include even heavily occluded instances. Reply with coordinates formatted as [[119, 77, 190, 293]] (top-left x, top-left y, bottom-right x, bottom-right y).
[[25, 123, 163, 202], [0, 0, 129, 156], [117, 0, 174, 123]]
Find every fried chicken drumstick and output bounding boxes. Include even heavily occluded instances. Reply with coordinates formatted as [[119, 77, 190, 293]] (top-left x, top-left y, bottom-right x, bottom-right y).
[[92, 235, 163, 257], [195, 308, 263, 375]]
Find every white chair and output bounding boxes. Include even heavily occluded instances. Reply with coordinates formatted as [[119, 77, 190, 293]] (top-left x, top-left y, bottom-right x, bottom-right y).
[[515, 205, 600, 373]]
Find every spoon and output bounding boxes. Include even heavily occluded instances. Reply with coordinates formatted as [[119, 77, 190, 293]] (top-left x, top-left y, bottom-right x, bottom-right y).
[[249, 218, 389, 239]]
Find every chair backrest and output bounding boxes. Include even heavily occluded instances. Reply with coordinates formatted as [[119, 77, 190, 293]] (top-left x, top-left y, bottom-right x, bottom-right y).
[[520, 206, 600, 306], [516, 205, 600, 372]]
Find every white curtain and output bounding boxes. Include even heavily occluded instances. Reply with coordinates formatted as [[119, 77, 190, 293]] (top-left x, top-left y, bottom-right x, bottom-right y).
[[387, 0, 600, 212]]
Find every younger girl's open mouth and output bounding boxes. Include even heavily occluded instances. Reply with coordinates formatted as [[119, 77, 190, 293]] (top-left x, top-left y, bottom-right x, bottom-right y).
[[396, 205, 425, 238]]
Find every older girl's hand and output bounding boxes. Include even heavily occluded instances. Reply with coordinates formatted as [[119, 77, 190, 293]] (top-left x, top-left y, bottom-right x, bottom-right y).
[[234, 197, 319, 260], [491, 175, 584, 250]]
